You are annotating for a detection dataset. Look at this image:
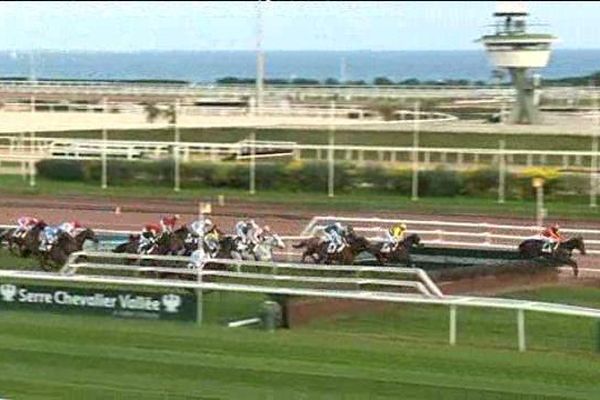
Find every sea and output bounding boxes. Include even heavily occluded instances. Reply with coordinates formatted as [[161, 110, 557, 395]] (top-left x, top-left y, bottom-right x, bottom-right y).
[[0, 49, 598, 84]]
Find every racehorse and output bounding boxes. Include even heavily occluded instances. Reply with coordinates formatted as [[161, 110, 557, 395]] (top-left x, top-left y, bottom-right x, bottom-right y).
[[233, 233, 286, 262], [368, 233, 423, 267], [39, 228, 99, 271], [16, 221, 48, 258], [294, 230, 370, 265], [253, 233, 286, 262], [518, 235, 586, 277]]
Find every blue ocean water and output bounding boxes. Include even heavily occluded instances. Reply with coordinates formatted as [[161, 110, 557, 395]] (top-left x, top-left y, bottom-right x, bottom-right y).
[[0, 49, 597, 83]]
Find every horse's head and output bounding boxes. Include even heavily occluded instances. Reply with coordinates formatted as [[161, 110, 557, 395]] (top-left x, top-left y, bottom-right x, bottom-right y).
[[404, 234, 423, 248], [78, 228, 99, 244], [572, 235, 586, 255], [347, 232, 371, 253], [264, 233, 285, 249]]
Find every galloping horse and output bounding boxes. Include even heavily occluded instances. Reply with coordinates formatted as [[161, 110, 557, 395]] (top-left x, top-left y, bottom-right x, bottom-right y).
[[368, 233, 423, 267], [232, 233, 286, 262], [38, 228, 98, 271], [518, 235, 586, 277], [16, 221, 48, 258], [294, 231, 370, 265]]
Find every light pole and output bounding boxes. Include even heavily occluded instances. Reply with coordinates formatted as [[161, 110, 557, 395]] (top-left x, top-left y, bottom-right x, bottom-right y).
[[411, 101, 420, 201], [255, 0, 265, 116], [532, 177, 545, 227], [328, 101, 336, 198]]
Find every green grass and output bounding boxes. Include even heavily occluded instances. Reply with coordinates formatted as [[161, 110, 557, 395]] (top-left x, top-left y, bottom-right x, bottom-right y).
[[26, 127, 597, 150], [0, 285, 599, 399], [3, 175, 600, 221]]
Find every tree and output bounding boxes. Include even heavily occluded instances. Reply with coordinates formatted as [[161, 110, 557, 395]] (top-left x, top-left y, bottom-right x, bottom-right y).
[[143, 103, 161, 123], [373, 76, 393, 86]]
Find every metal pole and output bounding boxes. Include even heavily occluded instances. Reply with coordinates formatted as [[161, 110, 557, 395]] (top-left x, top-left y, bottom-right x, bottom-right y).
[[411, 101, 420, 201], [517, 309, 526, 352], [328, 101, 335, 198], [449, 305, 457, 346], [174, 99, 181, 192], [591, 91, 599, 208], [249, 130, 256, 195], [29, 159, 35, 187], [536, 185, 544, 227], [498, 139, 506, 204], [101, 97, 108, 189], [255, 1, 264, 116]]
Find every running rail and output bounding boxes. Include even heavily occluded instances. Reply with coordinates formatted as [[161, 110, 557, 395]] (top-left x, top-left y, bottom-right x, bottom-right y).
[[62, 251, 444, 298], [1, 269, 600, 319]]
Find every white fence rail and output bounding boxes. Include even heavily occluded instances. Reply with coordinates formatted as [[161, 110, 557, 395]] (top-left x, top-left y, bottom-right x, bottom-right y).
[[0, 268, 599, 352], [1, 135, 598, 170], [61, 251, 444, 298], [302, 216, 600, 255], [0, 80, 597, 101]]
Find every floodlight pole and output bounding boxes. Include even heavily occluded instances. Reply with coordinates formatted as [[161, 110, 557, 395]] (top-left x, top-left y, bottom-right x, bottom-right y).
[[256, 0, 265, 116], [328, 101, 336, 198], [411, 101, 420, 201]]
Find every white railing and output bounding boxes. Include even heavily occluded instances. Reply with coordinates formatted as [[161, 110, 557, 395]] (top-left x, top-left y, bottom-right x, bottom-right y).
[[302, 216, 600, 255], [1, 135, 598, 171], [61, 251, 443, 298], [0, 80, 597, 100], [1, 268, 599, 352]]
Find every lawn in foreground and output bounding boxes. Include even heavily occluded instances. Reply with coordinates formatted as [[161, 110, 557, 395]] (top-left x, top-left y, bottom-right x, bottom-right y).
[[0, 286, 599, 399]]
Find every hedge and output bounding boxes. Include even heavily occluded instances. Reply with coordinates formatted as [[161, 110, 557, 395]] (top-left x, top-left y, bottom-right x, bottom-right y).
[[35, 159, 591, 200]]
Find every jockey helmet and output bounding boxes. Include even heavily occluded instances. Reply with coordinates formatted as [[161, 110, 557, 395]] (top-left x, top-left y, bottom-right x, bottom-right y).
[[174, 214, 181, 220], [263, 225, 271, 233], [74, 221, 82, 229], [205, 218, 213, 226], [552, 223, 560, 233]]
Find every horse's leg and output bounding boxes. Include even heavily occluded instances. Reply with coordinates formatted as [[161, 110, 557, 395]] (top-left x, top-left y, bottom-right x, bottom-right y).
[[565, 258, 579, 277]]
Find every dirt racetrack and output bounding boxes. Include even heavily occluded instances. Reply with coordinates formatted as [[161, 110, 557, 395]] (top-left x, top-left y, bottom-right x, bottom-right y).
[[1, 192, 598, 272]]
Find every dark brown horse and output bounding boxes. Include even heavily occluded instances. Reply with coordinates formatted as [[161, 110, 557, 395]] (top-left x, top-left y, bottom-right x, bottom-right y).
[[518, 235, 586, 277], [39, 228, 98, 271], [368, 234, 423, 267], [294, 231, 371, 265]]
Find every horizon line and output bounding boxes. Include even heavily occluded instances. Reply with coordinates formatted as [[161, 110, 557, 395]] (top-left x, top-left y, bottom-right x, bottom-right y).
[[2, 47, 599, 53]]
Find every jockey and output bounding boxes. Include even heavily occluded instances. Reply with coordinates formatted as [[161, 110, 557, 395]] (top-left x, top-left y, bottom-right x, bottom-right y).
[[235, 219, 260, 250], [540, 223, 565, 253], [14, 216, 40, 238], [188, 247, 209, 270], [381, 223, 407, 253], [189, 216, 213, 240], [160, 214, 180, 234], [138, 222, 163, 254], [58, 221, 83, 238], [323, 222, 348, 254], [39, 221, 82, 252]]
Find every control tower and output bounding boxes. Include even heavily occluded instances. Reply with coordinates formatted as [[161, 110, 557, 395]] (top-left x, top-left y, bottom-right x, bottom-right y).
[[477, 2, 557, 124]]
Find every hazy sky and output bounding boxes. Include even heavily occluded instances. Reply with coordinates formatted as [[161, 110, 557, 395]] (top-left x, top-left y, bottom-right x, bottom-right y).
[[0, 1, 597, 51]]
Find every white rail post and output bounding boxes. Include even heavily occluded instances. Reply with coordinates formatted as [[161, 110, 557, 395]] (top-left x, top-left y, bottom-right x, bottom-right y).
[[498, 139, 506, 204], [29, 159, 36, 187], [591, 90, 599, 208], [328, 100, 335, 198], [101, 97, 108, 189], [449, 305, 457, 346], [411, 101, 420, 201], [196, 263, 203, 326], [533, 178, 545, 227], [174, 99, 181, 192], [517, 309, 526, 352], [249, 130, 256, 195]]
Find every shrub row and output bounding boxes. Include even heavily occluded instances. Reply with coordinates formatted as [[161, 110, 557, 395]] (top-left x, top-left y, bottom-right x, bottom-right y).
[[36, 160, 591, 199]]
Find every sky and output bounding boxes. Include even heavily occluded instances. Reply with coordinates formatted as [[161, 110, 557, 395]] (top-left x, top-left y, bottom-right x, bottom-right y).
[[0, 1, 598, 52]]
